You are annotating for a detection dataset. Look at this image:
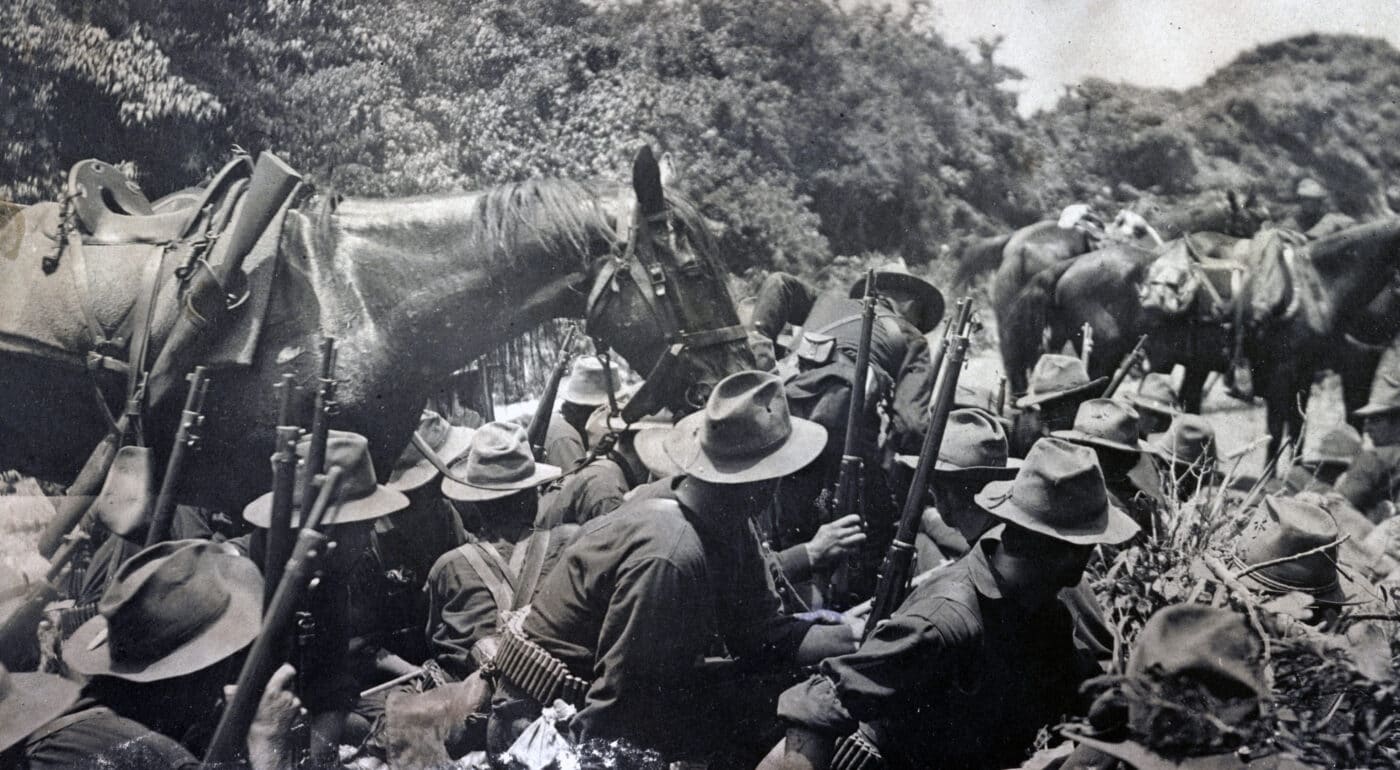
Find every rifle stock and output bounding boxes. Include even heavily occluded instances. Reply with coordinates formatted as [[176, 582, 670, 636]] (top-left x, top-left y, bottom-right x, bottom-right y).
[[865, 300, 974, 638], [202, 467, 345, 767], [1102, 334, 1149, 398], [145, 367, 211, 546], [527, 325, 579, 459]]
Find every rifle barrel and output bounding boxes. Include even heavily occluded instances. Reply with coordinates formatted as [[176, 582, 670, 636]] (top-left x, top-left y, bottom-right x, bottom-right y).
[[264, 373, 301, 606], [527, 325, 579, 457], [146, 367, 211, 546]]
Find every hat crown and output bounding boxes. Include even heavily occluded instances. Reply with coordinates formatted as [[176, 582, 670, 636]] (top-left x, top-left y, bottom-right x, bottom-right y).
[[1002, 438, 1108, 529], [1028, 355, 1092, 398], [1129, 603, 1263, 695], [563, 355, 617, 406], [1153, 414, 1216, 463], [1071, 399, 1142, 447], [294, 429, 382, 507], [1134, 374, 1179, 410], [452, 421, 540, 489], [98, 541, 252, 670], [939, 409, 1010, 469], [1311, 424, 1362, 464], [1239, 497, 1341, 592], [954, 383, 996, 413], [700, 371, 793, 459]]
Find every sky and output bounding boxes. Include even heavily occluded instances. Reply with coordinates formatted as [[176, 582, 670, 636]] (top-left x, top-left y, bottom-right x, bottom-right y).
[[915, 0, 1400, 114]]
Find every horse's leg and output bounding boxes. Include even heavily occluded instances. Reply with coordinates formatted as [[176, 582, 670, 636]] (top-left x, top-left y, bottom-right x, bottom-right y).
[[1179, 366, 1209, 414], [1339, 342, 1382, 430]]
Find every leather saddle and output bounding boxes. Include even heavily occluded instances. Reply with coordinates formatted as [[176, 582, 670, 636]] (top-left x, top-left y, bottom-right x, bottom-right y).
[[68, 157, 252, 246]]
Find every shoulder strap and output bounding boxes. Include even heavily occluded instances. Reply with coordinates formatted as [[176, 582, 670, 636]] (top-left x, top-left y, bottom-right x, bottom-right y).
[[450, 543, 516, 615], [512, 529, 554, 611]]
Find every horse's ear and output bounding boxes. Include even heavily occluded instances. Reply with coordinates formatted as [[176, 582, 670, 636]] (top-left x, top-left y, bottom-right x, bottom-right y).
[[632, 145, 666, 219], [1227, 189, 1240, 213]]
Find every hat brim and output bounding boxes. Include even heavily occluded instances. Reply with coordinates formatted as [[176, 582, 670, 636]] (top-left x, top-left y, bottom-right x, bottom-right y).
[[850, 272, 946, 334], [1015, 377, 1109, 409], [1352, 402, 1400, 417], [661, 412, 827, 484], [387, 426, 476, 492], [895, 454, 1022, 481], [1063, 731, 1253, 770], [561, 379, 613, 407], [635, 427, 682, 478], [243, 484, 410, 528], [974, 479, 1140, 546], [1127, 396, 1180, 418], [440, 463, 562, 502], [63, 553, 264, 682], [1052, 429, 1150, 455], [0, 671, 82, 752]]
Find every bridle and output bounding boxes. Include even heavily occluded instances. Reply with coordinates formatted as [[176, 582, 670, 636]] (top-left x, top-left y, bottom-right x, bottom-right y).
[[582, 201, 747, 423]]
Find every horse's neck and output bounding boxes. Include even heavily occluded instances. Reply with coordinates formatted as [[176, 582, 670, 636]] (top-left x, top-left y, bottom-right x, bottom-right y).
[[314, 186, 614, 381], [1307, 218, 1400, 314]]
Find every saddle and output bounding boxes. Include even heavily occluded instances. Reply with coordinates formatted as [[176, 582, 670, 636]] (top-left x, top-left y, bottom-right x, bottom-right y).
[[68, 157, 250, 247]]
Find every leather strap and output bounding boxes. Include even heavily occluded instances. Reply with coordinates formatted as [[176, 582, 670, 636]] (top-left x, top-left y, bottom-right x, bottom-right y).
[[64, 234, 111, 350], [513, 529, 553, 611], [450, 542, 516, 617]]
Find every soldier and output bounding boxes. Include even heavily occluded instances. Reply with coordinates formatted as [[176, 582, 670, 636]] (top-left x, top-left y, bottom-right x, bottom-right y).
[[770, 439, 1138, 770], [1011, 354, 1109, 456], [543, 356, 621, 470], [906, 408, 1022, 569], [1059, 604, 1315, 769], [25, 541, 301, 770], [1125, 372, 1180, 438], [488, 371, 860, 764], [535, 404, 668, 528], [1233, 496, 1367, 629], [0, 664, 78, 766], [1338, 351, 1400, 521], [427, 421, 571, 683], [1147, 414, 1219, 502], [1054, 398, 1162, 535]]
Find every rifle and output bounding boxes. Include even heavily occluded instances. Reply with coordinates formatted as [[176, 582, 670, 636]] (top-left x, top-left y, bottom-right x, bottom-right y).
[[0, 526, 86, 669], [263, 373, 301, 607], [865, 299, 975, 638], [300, 337, 339, 512], [145, 367, 211, 546], [1102, 334, 1149, 398], [527, 325, 580, 460], [202, 466, 346, 768], [825, 271, 879, 599]]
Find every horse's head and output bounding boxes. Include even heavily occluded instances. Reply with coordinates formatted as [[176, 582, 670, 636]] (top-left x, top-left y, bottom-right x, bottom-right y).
[[582, 147, 755, 419], [1221, 189, 1271, 238], [1138, 241, 1200, 318]]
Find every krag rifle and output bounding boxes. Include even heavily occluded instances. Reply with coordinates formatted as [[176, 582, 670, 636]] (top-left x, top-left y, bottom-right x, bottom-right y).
[[865, 299, 975, 638], [300, 337, 339, 512], [202, 467, 346, 767], [826, 271, 878, 598], [145, 367, 212, 545], [527, 325, 580, 460], [1102, 334, 1149, 398], [263, 373, 301, 606]]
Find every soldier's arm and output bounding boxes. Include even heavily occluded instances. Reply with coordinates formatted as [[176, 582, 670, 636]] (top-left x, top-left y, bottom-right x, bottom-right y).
[[888, 335, 936, 453], [423, 554, 501, 680], [750, 272, 819, 341]]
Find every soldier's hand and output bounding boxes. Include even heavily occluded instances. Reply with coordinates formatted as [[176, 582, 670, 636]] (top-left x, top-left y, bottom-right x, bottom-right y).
[[239, 663, 306, 770], [804, 514, 867, 568]]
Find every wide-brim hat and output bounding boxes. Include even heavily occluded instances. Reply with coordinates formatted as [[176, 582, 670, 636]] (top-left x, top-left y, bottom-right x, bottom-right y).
[[245, 430, 409, 527], [1127, 373, 1181, 418], [974, 438, 1139, 545], [1300, 424, 1361, 469], [441, 421, 561, 502], [0, 665, 81, 752], [661, 370, 827, 483], [65, 540, 263, 682], [1053, 398, 1150, 455], [1016, 354, 1108, 409], [584, 394, 673, 443], [1234, 497, 1358, 606], [635, 427, 683, 478], [1147, 415, 1217, 467], [561, 355, 620, 407], [387, 411, 475, 492], [849, 263, 946, 334], [895, 408, 1022, 481]]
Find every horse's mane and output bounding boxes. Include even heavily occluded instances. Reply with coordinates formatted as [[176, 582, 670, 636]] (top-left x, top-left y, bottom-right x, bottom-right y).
[[320, 177, 719, 274]]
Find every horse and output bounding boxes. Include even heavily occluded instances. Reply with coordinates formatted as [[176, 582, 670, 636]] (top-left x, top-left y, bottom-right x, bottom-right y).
[[1011, 218, 1400, 459], [0, 147, 754, 523], [989, 189, 1269, 378]]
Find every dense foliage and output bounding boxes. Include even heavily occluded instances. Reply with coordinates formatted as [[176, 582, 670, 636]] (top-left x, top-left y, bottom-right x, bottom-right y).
[[4, 3, 1399, 277]]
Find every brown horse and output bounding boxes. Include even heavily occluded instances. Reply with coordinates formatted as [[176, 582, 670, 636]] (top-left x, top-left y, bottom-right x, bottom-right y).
[[1009, 218, 1400, 459], [0, 148, 753, 514]]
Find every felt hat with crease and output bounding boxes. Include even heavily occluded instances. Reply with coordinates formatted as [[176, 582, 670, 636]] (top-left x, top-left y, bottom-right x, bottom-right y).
[[895, 408, 1021, 481], [387, 410, 475, 492], [244, 430, 409, 527], [1053, 398, 1150, 455], [1016, 354, 1108, 409], [64, 540, 263, 682], [848, 261, 946, 334], [441, 421, 562, 502], [661, 370, 826, 483], [561, 355, 620, 407], [0, 663, 81, 752], [974, 437, 1139, 545]]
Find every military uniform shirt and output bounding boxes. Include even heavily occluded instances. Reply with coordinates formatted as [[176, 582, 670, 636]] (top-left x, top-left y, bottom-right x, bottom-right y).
[[543, 413, 587, 470], [777, 541, 1092, 770], [522, 476, 814, 749], [1337, 445, 1400, 521], [25, 699, 199, 770], [536, 457, 630, 528]]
